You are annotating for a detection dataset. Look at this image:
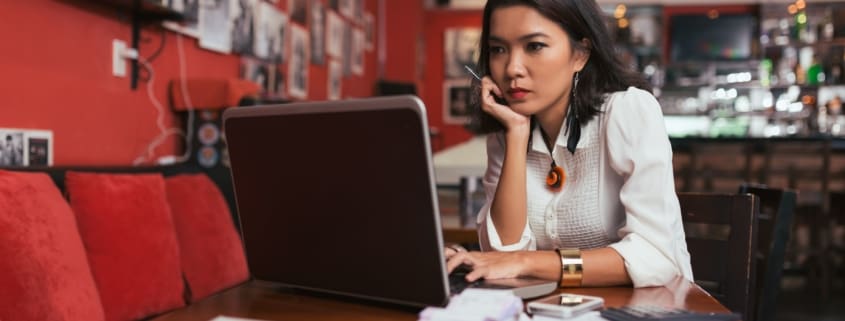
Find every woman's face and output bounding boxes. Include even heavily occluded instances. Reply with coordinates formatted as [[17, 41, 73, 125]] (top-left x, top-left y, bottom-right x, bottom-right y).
[[487, 5, 588, 118]]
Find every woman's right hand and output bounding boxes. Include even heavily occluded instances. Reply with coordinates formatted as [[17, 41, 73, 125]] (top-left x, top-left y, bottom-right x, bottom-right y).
[[480, 77, 530, 134]]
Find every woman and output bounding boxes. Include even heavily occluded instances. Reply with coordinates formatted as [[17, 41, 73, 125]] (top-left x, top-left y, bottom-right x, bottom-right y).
[[445, 0, 693, 288]]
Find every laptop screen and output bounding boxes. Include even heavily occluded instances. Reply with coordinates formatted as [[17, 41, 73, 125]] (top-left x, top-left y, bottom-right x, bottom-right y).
[[223, 96, 450, 307]]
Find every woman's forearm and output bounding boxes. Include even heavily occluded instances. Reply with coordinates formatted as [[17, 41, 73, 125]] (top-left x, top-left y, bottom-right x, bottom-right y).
[[520, 248, 631, 287], [490, 130, 530, 245]]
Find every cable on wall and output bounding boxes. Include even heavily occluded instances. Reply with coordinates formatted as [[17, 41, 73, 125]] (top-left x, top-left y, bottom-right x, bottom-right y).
[[130, 32, 195, 166], [132, 56, 186, 166]]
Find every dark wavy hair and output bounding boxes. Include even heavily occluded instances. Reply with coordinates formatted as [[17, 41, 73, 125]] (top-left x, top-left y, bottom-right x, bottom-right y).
[[468, 0, 651, 134]]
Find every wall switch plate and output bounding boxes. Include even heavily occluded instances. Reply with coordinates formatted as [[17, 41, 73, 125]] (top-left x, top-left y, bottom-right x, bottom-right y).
[[112, 39, 127, 77]]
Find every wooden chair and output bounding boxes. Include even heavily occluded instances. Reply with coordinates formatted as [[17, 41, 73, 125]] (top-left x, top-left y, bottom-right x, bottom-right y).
[[738, 184, 797, 321], [678, 192, 760, 321]]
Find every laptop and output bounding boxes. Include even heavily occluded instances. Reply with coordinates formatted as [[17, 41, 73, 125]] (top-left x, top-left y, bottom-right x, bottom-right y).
[[222, 95, 557, 308]]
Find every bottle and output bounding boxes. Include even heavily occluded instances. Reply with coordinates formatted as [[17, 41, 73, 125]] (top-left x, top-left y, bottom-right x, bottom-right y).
[[807, 55, 824, 86]]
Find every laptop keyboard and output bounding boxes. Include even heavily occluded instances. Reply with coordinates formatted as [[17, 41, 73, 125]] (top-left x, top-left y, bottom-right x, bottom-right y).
[[449, 271, 482, 294], [448, 270, 513, 294]]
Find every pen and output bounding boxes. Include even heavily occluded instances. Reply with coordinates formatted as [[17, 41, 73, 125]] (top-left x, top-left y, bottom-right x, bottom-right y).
[[464, 65, 482, 81]]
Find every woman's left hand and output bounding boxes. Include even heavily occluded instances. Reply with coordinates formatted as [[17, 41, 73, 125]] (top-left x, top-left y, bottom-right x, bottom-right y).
[[445, 251, 526, 282]]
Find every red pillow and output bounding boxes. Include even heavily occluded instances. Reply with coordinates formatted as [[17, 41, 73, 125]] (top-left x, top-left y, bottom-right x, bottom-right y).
[[65, 172, 185, 321], [165, 174, 249, 301], [0, 170, 105, 321]]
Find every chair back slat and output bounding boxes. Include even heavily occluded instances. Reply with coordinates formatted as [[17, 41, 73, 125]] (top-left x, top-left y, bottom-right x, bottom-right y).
[[738, 184, 797, 321], [679, 192, 759, 321]]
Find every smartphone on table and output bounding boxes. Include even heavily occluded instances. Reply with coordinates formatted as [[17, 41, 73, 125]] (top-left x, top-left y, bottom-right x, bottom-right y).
[[527, 293, 604, 319]]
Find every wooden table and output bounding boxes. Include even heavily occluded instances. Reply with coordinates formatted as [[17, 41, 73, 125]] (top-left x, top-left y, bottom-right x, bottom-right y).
[[152, 277, 729, 321]]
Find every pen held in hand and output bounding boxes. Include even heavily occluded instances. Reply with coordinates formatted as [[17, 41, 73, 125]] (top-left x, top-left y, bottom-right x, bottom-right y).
[[464, 65, 482, 81]]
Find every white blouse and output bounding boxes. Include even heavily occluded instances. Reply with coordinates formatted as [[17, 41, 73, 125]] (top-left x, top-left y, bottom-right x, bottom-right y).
[[476, 87, 694, 287]]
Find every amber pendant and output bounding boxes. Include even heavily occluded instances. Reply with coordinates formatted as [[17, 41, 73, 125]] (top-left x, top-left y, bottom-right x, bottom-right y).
[[545, 164, 565, 190]]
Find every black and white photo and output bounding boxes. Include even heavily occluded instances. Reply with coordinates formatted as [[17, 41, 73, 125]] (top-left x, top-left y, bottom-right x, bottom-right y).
[[231, 0, 256, 55], [364, 12, 374, 51], [339, 0, 354, 19], [444, 28, 481, 79], [199, 0, 232, 53], [253, 1, 285, 60], [240, 57, 272, 95], [351, 27, 365, 76], [342, 20, 352, 76], [310, 0, 325, 65], [328, 59, 342, 100], [288, 25, 310, 99], [0, 130, 24, 166], [267, 5, 288, 63], [326, 11, 344, 59], [443, 79, 473, 124], [168, 0, 200, 21], [25, 130, 53, 166], [289, 0, 307, 25]]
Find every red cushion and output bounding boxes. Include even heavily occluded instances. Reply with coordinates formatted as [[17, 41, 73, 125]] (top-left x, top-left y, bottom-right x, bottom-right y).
[[0, 170, 105, 321], [165, 174, 249, 301], [65, 172, 185, 321]]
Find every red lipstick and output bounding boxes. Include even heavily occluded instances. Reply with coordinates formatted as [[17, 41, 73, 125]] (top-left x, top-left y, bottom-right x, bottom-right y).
[[508, 87, 530, 99]]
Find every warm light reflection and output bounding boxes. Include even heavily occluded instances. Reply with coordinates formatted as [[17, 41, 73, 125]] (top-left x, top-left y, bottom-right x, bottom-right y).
[[707, 9, 719, 19], [796, 0, 806, 10], [802, 95, 816, 105], [618, 18, 629, 29], [788, 4, 798, 15], [614, 4, 626, 19]]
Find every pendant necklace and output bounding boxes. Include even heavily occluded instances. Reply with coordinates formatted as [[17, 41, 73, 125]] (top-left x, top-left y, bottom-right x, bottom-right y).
[[539, 126, 565, 191]]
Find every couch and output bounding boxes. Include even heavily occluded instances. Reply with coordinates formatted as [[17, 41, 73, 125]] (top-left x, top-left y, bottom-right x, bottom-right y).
[[0, 164, 250, 321]]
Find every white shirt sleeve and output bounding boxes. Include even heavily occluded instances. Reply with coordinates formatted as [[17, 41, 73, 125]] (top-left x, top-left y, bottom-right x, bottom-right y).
[[605, 87, 693, 287], [476, 133, 536, 252]]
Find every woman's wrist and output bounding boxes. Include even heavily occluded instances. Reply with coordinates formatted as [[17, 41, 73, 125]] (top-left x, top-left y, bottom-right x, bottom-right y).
[[555, 248, 583, 287], [518, 251, 564, 281]]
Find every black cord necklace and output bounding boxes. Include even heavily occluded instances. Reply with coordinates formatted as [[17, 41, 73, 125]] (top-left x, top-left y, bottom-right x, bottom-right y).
[[538, 126, 565, 191]]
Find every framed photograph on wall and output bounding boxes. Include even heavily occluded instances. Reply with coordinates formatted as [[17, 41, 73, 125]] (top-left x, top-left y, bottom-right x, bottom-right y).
[[444, 28, 481, 79], [339, 0, 354, 19], [288, 25, 310, 100], [24, 130, 53, 167], [240, 57, 273, 97], [289, 0, 307, 24], [0, 129, 25, 166], [0, 128, 53, 167], [328, 59, 342, 100], [363, 12, 374, 51], [198, 0, 232, 53], [326, 11, 344, 59], [442, 79, 473, 124], [310, 0, 326, 65], [231, 0, 257, 55], [350, 27, 365, 76]]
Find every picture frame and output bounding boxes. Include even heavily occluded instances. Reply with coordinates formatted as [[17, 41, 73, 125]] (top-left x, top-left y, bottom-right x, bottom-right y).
[[442, 79, 474, 124], [444, 28, 481, 79], [0, 128, 53, 167], [328, 59, 342, 100], [288, 25, 310, 100], [350, 27, 365, 76], [310, 0, 326, 65]]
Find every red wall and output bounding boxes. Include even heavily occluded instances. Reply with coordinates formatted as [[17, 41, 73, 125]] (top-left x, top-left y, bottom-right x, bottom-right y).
[[0, 0, 381, 166], [422, 9, 482, 152]]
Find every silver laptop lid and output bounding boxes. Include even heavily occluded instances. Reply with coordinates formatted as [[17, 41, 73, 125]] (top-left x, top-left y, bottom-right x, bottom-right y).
[[222, 95, 450, 307]]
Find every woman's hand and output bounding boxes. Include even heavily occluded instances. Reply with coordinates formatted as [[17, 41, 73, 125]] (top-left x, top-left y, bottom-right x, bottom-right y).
[[445, 250, 527, 282], [480, 77, 530, 134]]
